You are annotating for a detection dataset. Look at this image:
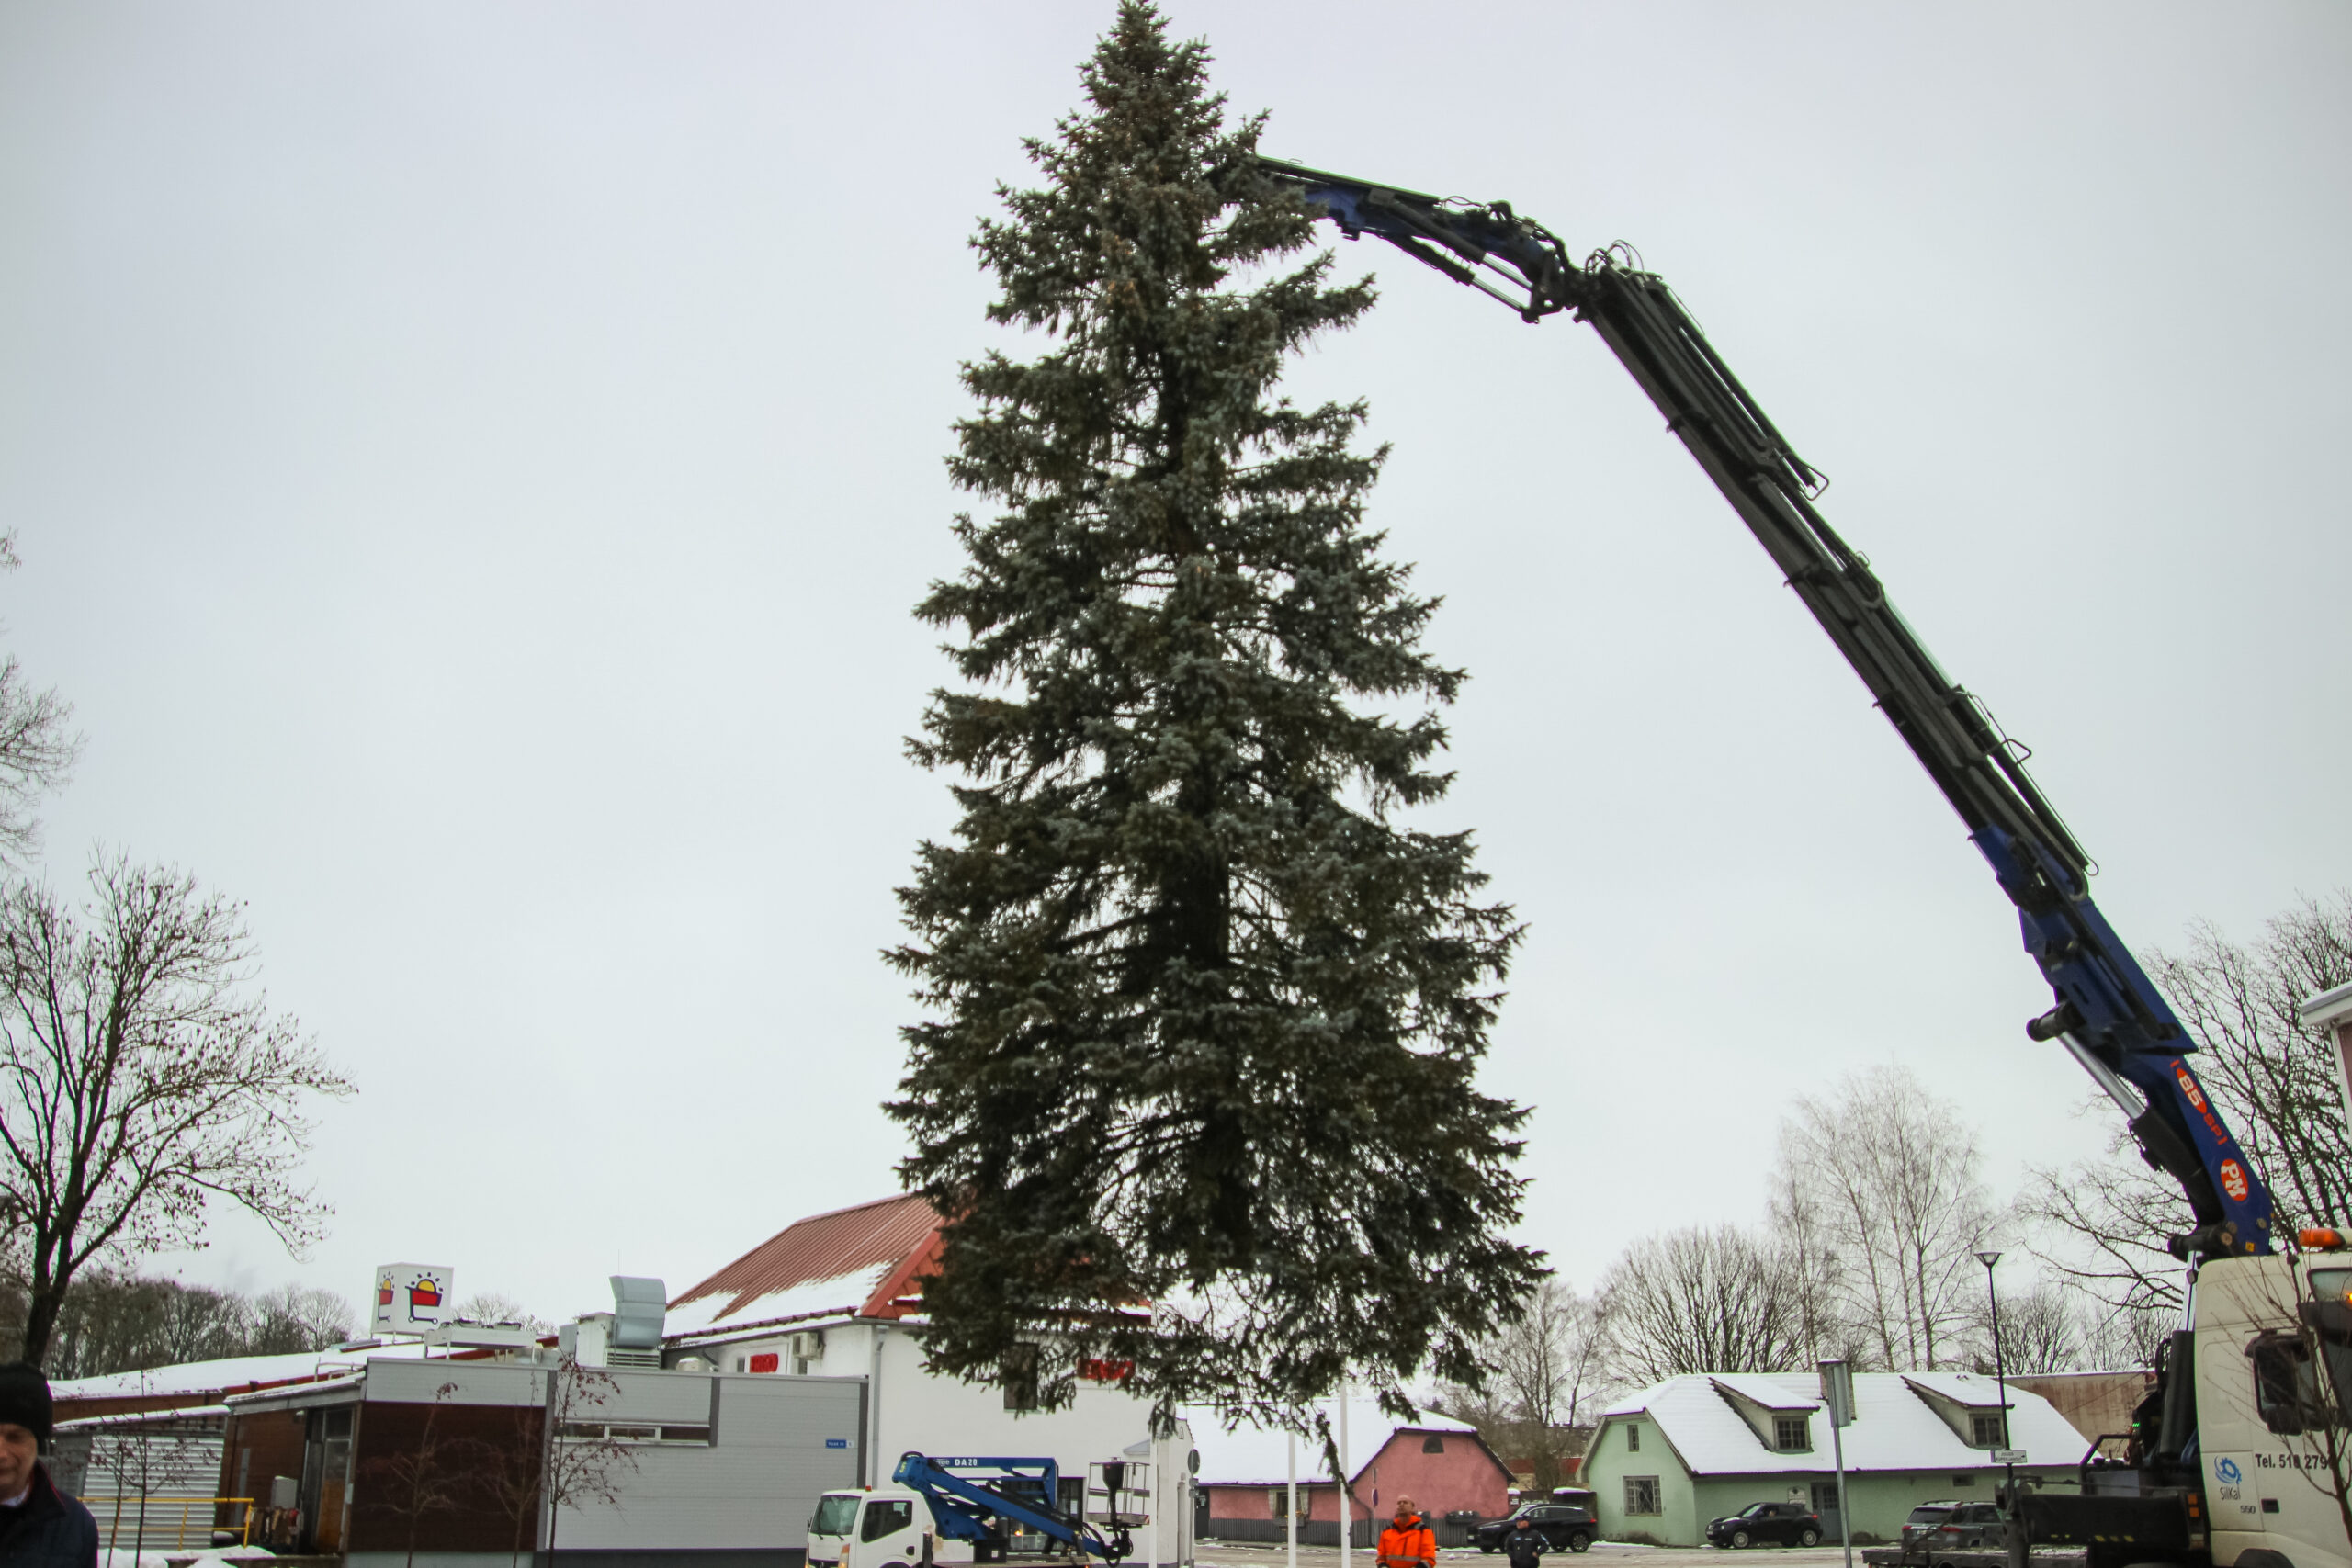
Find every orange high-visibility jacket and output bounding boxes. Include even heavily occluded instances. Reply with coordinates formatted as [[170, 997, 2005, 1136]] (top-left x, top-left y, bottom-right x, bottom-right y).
[[1379, 1515, 1437, 1568]]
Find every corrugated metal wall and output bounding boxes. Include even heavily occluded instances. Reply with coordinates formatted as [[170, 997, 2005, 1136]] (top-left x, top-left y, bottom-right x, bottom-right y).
[[72, 1432, 231, 1547], [550, 1373, 865, 1553]]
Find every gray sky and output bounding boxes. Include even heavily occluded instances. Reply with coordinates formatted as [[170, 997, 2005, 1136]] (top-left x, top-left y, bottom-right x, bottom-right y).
[[2, 1, 2346, 1331]]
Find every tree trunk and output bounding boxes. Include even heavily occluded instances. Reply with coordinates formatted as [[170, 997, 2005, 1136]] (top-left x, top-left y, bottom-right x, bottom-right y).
[[19, 1275, 66, 1368]]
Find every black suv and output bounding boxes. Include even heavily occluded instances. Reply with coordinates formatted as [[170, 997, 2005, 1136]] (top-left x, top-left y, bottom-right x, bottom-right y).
[[1703, 1503, 1823, 1549], [1474, 1504, 1597, 1554], [1900, 1502, 2006, 1558]]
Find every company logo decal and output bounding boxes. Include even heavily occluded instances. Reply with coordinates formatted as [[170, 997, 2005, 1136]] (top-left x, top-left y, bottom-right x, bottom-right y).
[[2217, 1458, 2243, 1484], [2220, 1160, 2250, 1202]]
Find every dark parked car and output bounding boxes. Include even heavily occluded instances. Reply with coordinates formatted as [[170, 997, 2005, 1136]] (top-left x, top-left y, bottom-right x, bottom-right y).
[[1899, 1503, 2006, 1559], [1474, 1504, 1597, 1554], [1704, 1503, 1823, 1549]]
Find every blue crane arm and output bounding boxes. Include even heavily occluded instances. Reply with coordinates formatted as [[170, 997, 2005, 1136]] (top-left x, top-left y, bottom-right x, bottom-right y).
[[1253, 155, 2273, 1260], [892, 1453, 1130, 1562]]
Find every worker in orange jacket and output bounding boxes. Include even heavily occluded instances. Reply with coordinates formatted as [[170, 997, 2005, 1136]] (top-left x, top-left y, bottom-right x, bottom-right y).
[[1379, 1496, 1437, 1568]]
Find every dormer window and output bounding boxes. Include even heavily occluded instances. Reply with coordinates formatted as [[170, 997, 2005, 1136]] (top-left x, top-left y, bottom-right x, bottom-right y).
[[1970, 1412, 2005, 1448], [1773, 1416, 1810, 1451]]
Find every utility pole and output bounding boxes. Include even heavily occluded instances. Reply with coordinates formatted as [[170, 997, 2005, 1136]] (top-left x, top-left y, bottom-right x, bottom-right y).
[[1818, 1359, 1855, 1568], [1977, 1250, 2024, 1568], [1339, 1388, 1351, 1568], [1286, 1432, 1297, 1568]]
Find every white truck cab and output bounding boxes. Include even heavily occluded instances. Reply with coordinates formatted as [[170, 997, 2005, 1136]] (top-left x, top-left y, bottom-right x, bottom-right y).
[[808, 1487, 977, 1568]]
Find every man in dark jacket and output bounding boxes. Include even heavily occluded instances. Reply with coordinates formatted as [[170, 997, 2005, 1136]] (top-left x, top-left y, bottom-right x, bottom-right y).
[[1505, 1517, 1546, 1568], [0, 1364, 96, 1568]]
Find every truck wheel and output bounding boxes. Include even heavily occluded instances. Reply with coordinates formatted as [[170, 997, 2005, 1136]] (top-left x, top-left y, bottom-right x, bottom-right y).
[[1731, 1530, 1752, 1549], [1567, 1535, 1590, 1554], [1480, 1547, 1496, 1556], [1798, 1530, 1819, 1548]]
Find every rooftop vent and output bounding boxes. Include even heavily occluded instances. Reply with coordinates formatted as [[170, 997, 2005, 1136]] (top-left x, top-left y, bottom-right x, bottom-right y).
[[611, 1276, 667, 1351]]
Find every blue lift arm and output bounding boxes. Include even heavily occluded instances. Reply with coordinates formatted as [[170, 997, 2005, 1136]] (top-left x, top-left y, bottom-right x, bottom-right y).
[[893, 1453, 1134, 1563], [1251, 156, 2273, 1261]]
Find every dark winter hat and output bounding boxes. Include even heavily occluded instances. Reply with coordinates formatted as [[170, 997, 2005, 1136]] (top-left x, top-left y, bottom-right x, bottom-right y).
[[0, 1363, 52, 1446]]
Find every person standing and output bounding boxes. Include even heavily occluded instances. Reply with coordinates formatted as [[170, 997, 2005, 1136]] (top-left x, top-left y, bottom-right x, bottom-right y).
[[1505, 1517, 1546, 1568], [0, 1364, 96, 1568], [1379, 1496, 1437, 1568]]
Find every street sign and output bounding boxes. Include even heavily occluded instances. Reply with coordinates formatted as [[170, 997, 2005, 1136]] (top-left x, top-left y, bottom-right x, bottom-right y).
[[1818, 1359, 1855, 1428], [1993, 1449, 2028, 1464]]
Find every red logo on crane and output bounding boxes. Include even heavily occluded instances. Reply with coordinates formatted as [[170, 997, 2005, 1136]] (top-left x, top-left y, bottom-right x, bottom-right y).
[[2219, 1160, 2249, 1202], [2175, 1066, 2209, 1112]]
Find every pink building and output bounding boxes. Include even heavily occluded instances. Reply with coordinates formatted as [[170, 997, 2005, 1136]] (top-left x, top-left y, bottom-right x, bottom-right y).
[[1195, 1396, 1512, 1547]]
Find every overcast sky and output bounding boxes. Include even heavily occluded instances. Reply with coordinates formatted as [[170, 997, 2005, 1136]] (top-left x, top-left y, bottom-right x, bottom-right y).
[[1, 1, 2345, 1337]]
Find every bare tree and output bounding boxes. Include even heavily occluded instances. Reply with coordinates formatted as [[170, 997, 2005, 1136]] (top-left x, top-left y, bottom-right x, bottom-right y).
[[1969, 1282, 2079, 1375], [2030, 894, 2352, 1311], [251, 1283, 356, 1352], [1438, 1278, 1614, 1491], [0, 532, 80, 868], [1598, 1224, 1809, 1382], [469, 1402, 547, 1568], [1775, 1066, 1995, 1371], [0, 857, 353, 1363], [540, 1358, 639, 1555], [456, 1291, 552, 1337], [359, 1382, 471, 1568]]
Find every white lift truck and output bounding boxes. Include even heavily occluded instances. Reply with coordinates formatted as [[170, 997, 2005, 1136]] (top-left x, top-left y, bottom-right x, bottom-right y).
[[808, 1452, 1154, 1568]]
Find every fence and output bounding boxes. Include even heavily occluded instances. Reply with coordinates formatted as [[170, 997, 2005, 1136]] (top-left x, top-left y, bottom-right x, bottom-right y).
[[94, 1495, 254, 1551]]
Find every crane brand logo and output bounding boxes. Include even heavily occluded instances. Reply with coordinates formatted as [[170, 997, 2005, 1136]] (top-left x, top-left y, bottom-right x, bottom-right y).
[[2219, 1160, 2250, 1202], [2175, 1066, 2209, 1112]]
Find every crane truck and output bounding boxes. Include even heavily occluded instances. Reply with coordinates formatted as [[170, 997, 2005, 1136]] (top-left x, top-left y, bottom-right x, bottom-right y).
[[1250, 154, 2352, 1568], [807, 1452, 1150, 1568]]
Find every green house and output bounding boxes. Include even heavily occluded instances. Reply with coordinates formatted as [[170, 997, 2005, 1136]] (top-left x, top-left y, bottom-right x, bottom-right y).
[[1582, 1372, 2085, 1546]]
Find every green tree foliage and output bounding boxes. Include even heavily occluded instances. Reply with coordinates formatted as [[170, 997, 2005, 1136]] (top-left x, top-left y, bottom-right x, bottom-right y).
[[889, 1, 1534, 1425]]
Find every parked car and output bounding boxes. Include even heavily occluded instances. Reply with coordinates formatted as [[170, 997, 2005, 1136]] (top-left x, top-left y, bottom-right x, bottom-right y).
[[1474, 1503, 1597, 1553], [1704, 1503, 1823, 1549], [1899, 1502, 2007, 1559]]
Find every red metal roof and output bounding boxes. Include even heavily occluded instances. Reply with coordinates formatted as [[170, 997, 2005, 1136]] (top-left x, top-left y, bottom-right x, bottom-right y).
[[669, 1192, 943, 1325]]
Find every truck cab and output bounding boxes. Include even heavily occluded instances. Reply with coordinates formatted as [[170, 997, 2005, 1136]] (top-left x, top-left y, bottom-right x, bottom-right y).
[[2191, 1251, 2352, 1568], [808, 1489, 974, 1568]]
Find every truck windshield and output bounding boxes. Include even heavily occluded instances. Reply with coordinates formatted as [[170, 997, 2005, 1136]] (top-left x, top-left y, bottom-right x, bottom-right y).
[[810, 1496, 861, 1538]]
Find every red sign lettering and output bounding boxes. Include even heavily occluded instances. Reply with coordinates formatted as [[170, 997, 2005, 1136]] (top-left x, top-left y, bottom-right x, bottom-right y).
[[750, 1351, 780, 1373], [2220, 1160, 2249, 1202]]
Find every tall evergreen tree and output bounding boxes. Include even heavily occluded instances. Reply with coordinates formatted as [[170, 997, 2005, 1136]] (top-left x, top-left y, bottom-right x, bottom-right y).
[[890, 1, 1534, 1424]]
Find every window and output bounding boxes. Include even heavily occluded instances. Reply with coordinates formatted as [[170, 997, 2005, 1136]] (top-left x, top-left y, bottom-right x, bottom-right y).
[[1809, 1483, 1838, 1517], [1002, 1342, 1043, 1412], [1624, 1477, 1661, 1517], [810, 1495, 861, 1538], [1773, 1416, 1809, 1451], [1970, 1412, 2005, 1447], [557, 1421, 711, 1446], [862, 1500, 915, 1542], [1422, 1434, 1445, 1454], [1951, 1475, 1974, 1487], [1625, 1424, 1640, 1453], [2252, 1337, 2329, 1436]]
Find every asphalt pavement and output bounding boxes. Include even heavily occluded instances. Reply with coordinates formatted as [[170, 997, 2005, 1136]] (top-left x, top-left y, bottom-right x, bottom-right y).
[[1192, 1544, 1854, 1568]]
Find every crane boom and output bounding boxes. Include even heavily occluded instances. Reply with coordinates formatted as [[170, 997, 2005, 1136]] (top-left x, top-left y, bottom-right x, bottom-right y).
[[1254, 155, 2273, 1258]]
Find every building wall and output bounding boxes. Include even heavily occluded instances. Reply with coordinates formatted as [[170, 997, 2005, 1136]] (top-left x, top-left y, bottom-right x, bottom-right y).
[[2007, 1372, 2147, 1456], [1585, 1421, 2079, 1551], [1202, 1432, 1507, 1547], [219, 1407, 308, 1529]]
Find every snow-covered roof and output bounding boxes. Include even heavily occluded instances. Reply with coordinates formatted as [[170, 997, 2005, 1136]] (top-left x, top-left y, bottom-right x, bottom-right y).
[[1190, 1394, 1482, 1487], [57, 1404, 232, 1432], [666, 1194, 942, 1337], [1601, 1371, 2088, 1475], [50, 1342, 436, 1404]]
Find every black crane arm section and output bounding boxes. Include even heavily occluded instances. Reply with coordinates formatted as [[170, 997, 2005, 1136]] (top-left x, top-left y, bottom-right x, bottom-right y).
[[1252, 155, 2272, 1258]]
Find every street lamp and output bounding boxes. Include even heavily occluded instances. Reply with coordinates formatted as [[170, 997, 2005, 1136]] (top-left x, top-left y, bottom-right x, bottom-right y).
[[1976, 1250, 2016, 1522]]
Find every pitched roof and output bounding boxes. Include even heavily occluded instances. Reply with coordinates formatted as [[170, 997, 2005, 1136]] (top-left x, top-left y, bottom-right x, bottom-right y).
[[1190, 1394, 1484, 1487], [665, 1192, 943, 1336], [1601, 1371, 2088, 1475]]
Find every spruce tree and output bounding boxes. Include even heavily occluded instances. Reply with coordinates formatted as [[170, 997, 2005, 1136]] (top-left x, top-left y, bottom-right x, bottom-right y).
[[890, 0, 1535, 1424]]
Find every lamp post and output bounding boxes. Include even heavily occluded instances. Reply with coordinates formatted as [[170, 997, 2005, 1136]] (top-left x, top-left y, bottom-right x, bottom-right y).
[[1975, 1251, 2016, 1529]]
